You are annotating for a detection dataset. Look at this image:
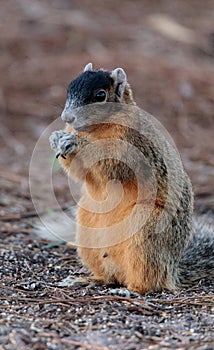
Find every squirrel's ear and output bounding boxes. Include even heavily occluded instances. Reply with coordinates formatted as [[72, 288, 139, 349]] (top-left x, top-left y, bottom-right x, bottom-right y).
[[111, 68, 127, 98], [83, 63, 93, 72]]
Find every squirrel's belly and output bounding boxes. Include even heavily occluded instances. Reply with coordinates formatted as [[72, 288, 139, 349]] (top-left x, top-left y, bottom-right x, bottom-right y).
[[75, 179, 166, 291], [76, 180, 138, 283]]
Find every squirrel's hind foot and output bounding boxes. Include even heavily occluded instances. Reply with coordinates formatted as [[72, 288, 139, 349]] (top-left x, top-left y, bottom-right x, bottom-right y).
[[108, 288, 132, 298], [57, 275, 104, 287]]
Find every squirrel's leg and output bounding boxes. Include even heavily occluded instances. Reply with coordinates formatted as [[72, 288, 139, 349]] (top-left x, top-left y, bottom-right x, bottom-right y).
[[123, 245, 177, 294], [69, 275, 105, 286], [76, 275, 105, 284]]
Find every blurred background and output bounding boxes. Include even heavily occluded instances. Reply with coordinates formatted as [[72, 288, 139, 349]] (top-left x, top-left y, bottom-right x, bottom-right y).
[[0, 0, 213, 221]]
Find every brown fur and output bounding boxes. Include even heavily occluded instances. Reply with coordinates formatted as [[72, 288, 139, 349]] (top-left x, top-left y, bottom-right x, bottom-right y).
[[54, 67, 198, 294], [58, 115, 193, 293]]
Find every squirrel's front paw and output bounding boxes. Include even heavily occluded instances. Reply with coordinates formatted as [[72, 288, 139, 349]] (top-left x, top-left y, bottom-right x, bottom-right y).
[[49, 130, 78, 159]]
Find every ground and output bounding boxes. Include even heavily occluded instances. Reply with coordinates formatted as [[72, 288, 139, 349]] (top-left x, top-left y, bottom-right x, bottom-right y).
[[0, 1, 214, 349]]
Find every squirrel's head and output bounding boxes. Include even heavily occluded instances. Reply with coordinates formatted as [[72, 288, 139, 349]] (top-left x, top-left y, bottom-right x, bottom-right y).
[[61, 63, 135, 125]]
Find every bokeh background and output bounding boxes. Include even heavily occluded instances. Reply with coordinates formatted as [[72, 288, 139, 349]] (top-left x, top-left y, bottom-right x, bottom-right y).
[[0, 2, 214, 349], [0, 0, 214, 217]]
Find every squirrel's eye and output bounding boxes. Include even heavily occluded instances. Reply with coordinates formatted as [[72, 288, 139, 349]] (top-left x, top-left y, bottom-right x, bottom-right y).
[[95, 90, 107, 102]]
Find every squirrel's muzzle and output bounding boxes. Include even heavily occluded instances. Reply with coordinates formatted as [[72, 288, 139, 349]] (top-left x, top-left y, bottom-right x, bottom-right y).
[[61, 107, 75, 123]]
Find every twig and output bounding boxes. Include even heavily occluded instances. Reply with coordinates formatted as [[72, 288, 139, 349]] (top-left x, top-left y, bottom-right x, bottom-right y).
[[0, 211, 42, 222], [0, 284, 161, 312], [0, 213, 23, 221], [1, 227, 33, 234], [28, 331, 111, 350], [53, 337, 110, 350], [0, 294, 161, 315], [149, 294, 214, 307], [0, 205, 70, 222], [33, 330, 111, 350]]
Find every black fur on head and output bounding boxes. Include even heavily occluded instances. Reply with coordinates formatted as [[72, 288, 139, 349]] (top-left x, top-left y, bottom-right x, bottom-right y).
[[66, 70, 114, 108]]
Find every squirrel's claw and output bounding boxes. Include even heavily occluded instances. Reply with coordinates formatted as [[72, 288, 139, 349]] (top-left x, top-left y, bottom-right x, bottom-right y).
[[50, 130, 78, 158], [56, 153, 66, 159]]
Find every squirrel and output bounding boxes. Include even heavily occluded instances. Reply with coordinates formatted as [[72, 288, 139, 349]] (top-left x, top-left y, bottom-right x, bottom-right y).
[[47, 63, 214, 294]]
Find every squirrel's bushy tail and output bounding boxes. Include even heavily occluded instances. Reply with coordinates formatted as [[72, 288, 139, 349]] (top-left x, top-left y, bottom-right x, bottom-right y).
[[34, 207, 77, 243], [178, 214, 214, 285]]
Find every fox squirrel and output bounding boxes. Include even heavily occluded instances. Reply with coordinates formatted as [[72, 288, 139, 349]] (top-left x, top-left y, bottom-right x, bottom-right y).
[[48, 63, 214, 294]]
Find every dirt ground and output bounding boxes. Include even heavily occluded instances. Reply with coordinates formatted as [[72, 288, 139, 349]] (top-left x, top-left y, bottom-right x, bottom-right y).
[[0, 1, 214, 349]]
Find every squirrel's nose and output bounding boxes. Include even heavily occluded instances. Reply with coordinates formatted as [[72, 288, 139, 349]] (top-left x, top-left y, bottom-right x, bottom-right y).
[[61, 108, 75, 123]]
